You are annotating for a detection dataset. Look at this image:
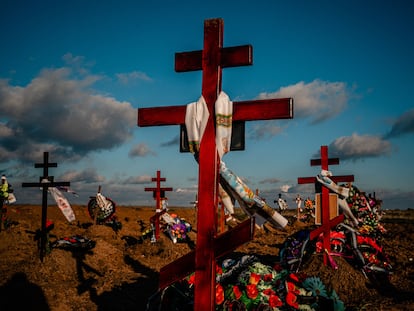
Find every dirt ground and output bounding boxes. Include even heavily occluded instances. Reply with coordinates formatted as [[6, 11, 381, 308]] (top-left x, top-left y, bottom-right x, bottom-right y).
[[0, 204, 413, 311]]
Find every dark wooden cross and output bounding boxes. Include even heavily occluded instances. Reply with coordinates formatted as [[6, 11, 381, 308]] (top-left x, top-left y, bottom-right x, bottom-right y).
[[297, 145, 354, 266], [21, 152, 70, 262], [144, 170, 173, 240], [138, 18, 293, 311]]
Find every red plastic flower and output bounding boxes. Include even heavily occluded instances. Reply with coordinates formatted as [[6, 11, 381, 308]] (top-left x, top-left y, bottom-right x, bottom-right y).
[[263, 288, 275, 296], [249, 272, 261, 285], [187, 273, 195, 285], [286, 291, 299, 309], [216, 283, 225, 305], [246, 284, 259, 300], [263, 273, 273, 282], [287, 281, 300, 294], [268, 293, 283, 308], [233, 285, 242, 300], [289, 273, 299, 282]]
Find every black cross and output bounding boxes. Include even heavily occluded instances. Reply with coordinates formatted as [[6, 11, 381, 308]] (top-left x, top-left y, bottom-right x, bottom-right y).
[[22, 152, 70, 261]]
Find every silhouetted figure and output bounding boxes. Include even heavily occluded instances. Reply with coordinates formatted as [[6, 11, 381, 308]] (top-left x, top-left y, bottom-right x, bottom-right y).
[[0, 272, 50, 311]]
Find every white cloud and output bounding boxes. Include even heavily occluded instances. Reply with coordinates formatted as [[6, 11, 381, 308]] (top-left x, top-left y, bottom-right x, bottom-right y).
[[59, 168, 106, 183], [258, 79, 351, 124], [116, 71, 152, 84], [280, 184, 292, 193], [248, 121, 285, 140], [0, 66, 136, 164], [328, 133, 392, 160], [128, 143, 156, 157]]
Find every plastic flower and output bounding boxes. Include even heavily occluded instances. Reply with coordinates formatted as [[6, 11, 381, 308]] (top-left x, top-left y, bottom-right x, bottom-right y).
[[216, 283, 225, 305], [302, 276, 328, 298], [187, 273, 195, 285], [286, 281, 301, 294], [286, 291, 299, 309], [249, 272, 261, 285], [263, 273, 273, 282], [233, 285, 242, 300], [268, 293, 283, 308], [246, 284, 259, 300]]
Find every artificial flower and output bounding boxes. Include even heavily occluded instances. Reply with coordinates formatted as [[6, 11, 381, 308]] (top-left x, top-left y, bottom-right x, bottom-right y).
[[302, 276, 328, 298], [268, 293, 283, 308], [216, 283, 225, 305], [249, 272, 261, 285], [286, 291, 299, 309], [246, 284, 259, 300], [233, 285, 242, 300], [187, 273, 195, 285], [286, 281, 301, 295]]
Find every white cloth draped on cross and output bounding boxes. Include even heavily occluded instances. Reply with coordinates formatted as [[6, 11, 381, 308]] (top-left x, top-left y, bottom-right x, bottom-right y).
[[42, 179, 76, 223], [315, 170, 359, 226], [185, 91, 288, 229]]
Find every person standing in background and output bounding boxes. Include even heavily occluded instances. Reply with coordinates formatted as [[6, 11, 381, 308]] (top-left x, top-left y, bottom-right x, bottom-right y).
[[0, 175, 9, 231]]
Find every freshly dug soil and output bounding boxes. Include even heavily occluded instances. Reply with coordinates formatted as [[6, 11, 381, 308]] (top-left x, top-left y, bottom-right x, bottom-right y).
[[0, 205, 413, 310]]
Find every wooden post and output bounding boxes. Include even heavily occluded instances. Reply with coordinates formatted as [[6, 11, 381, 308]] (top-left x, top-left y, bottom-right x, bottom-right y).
[[138, 18, 293, 310], [21, 152, 70, 262], [297, 145, 354, 266]]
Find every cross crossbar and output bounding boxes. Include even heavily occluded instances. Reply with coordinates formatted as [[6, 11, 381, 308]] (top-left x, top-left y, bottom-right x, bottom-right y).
[[138, 98, 293, 127], [159, 217, 254, 289]]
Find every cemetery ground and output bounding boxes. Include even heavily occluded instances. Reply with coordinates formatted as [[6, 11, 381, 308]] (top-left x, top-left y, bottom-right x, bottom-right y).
[[0, 204, 413, 311]]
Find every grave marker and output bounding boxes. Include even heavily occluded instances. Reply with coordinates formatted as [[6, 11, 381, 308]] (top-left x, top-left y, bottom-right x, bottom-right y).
[[138, 18, 293, 310], [297, 145, 354, 266], [144, 170, 173, 240], [21, 152, 70, 261]]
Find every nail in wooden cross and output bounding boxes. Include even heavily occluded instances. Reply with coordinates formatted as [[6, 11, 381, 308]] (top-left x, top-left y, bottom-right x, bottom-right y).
[[297, 145, 354, 266], [138, 18, 293, 311], [144, 170, 173, 240], [21, 152, 70, 262]]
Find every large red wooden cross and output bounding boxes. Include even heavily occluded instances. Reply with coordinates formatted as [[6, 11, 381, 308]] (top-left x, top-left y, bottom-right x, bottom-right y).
[[138, 18, 293, 311], [21, 152, 70, 262], [297, 145, 354, 266], [144, 170, 173, 240]]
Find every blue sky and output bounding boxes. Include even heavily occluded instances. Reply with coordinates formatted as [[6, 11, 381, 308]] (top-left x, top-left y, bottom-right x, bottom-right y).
[[1, 0, 413, 210]]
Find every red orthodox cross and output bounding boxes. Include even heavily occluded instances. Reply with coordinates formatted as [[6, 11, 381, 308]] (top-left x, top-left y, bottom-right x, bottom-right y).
[[144, 170, 173, 240], [21, 152, 70, 262], [138, 18, 293, 311], [297, 145, 354, 266]]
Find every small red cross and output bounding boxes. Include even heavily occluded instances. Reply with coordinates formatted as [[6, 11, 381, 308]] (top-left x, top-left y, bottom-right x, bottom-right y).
[[298, 145, 354, 266], [144, 170, 173, 240]]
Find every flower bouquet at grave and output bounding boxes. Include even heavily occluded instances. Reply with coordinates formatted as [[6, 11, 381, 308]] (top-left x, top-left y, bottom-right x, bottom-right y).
[[299, 198, 315, 223], [147, 255, 345, 310], [87, 189, 117, 225], [207, 255, 344, 310], [344, 185, 386, 238], [161, 213, 192, 243]]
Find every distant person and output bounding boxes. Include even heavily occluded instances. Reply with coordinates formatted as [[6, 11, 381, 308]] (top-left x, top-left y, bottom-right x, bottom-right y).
[[295, 194, 303, 219], [0, 175, 9, 231]]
